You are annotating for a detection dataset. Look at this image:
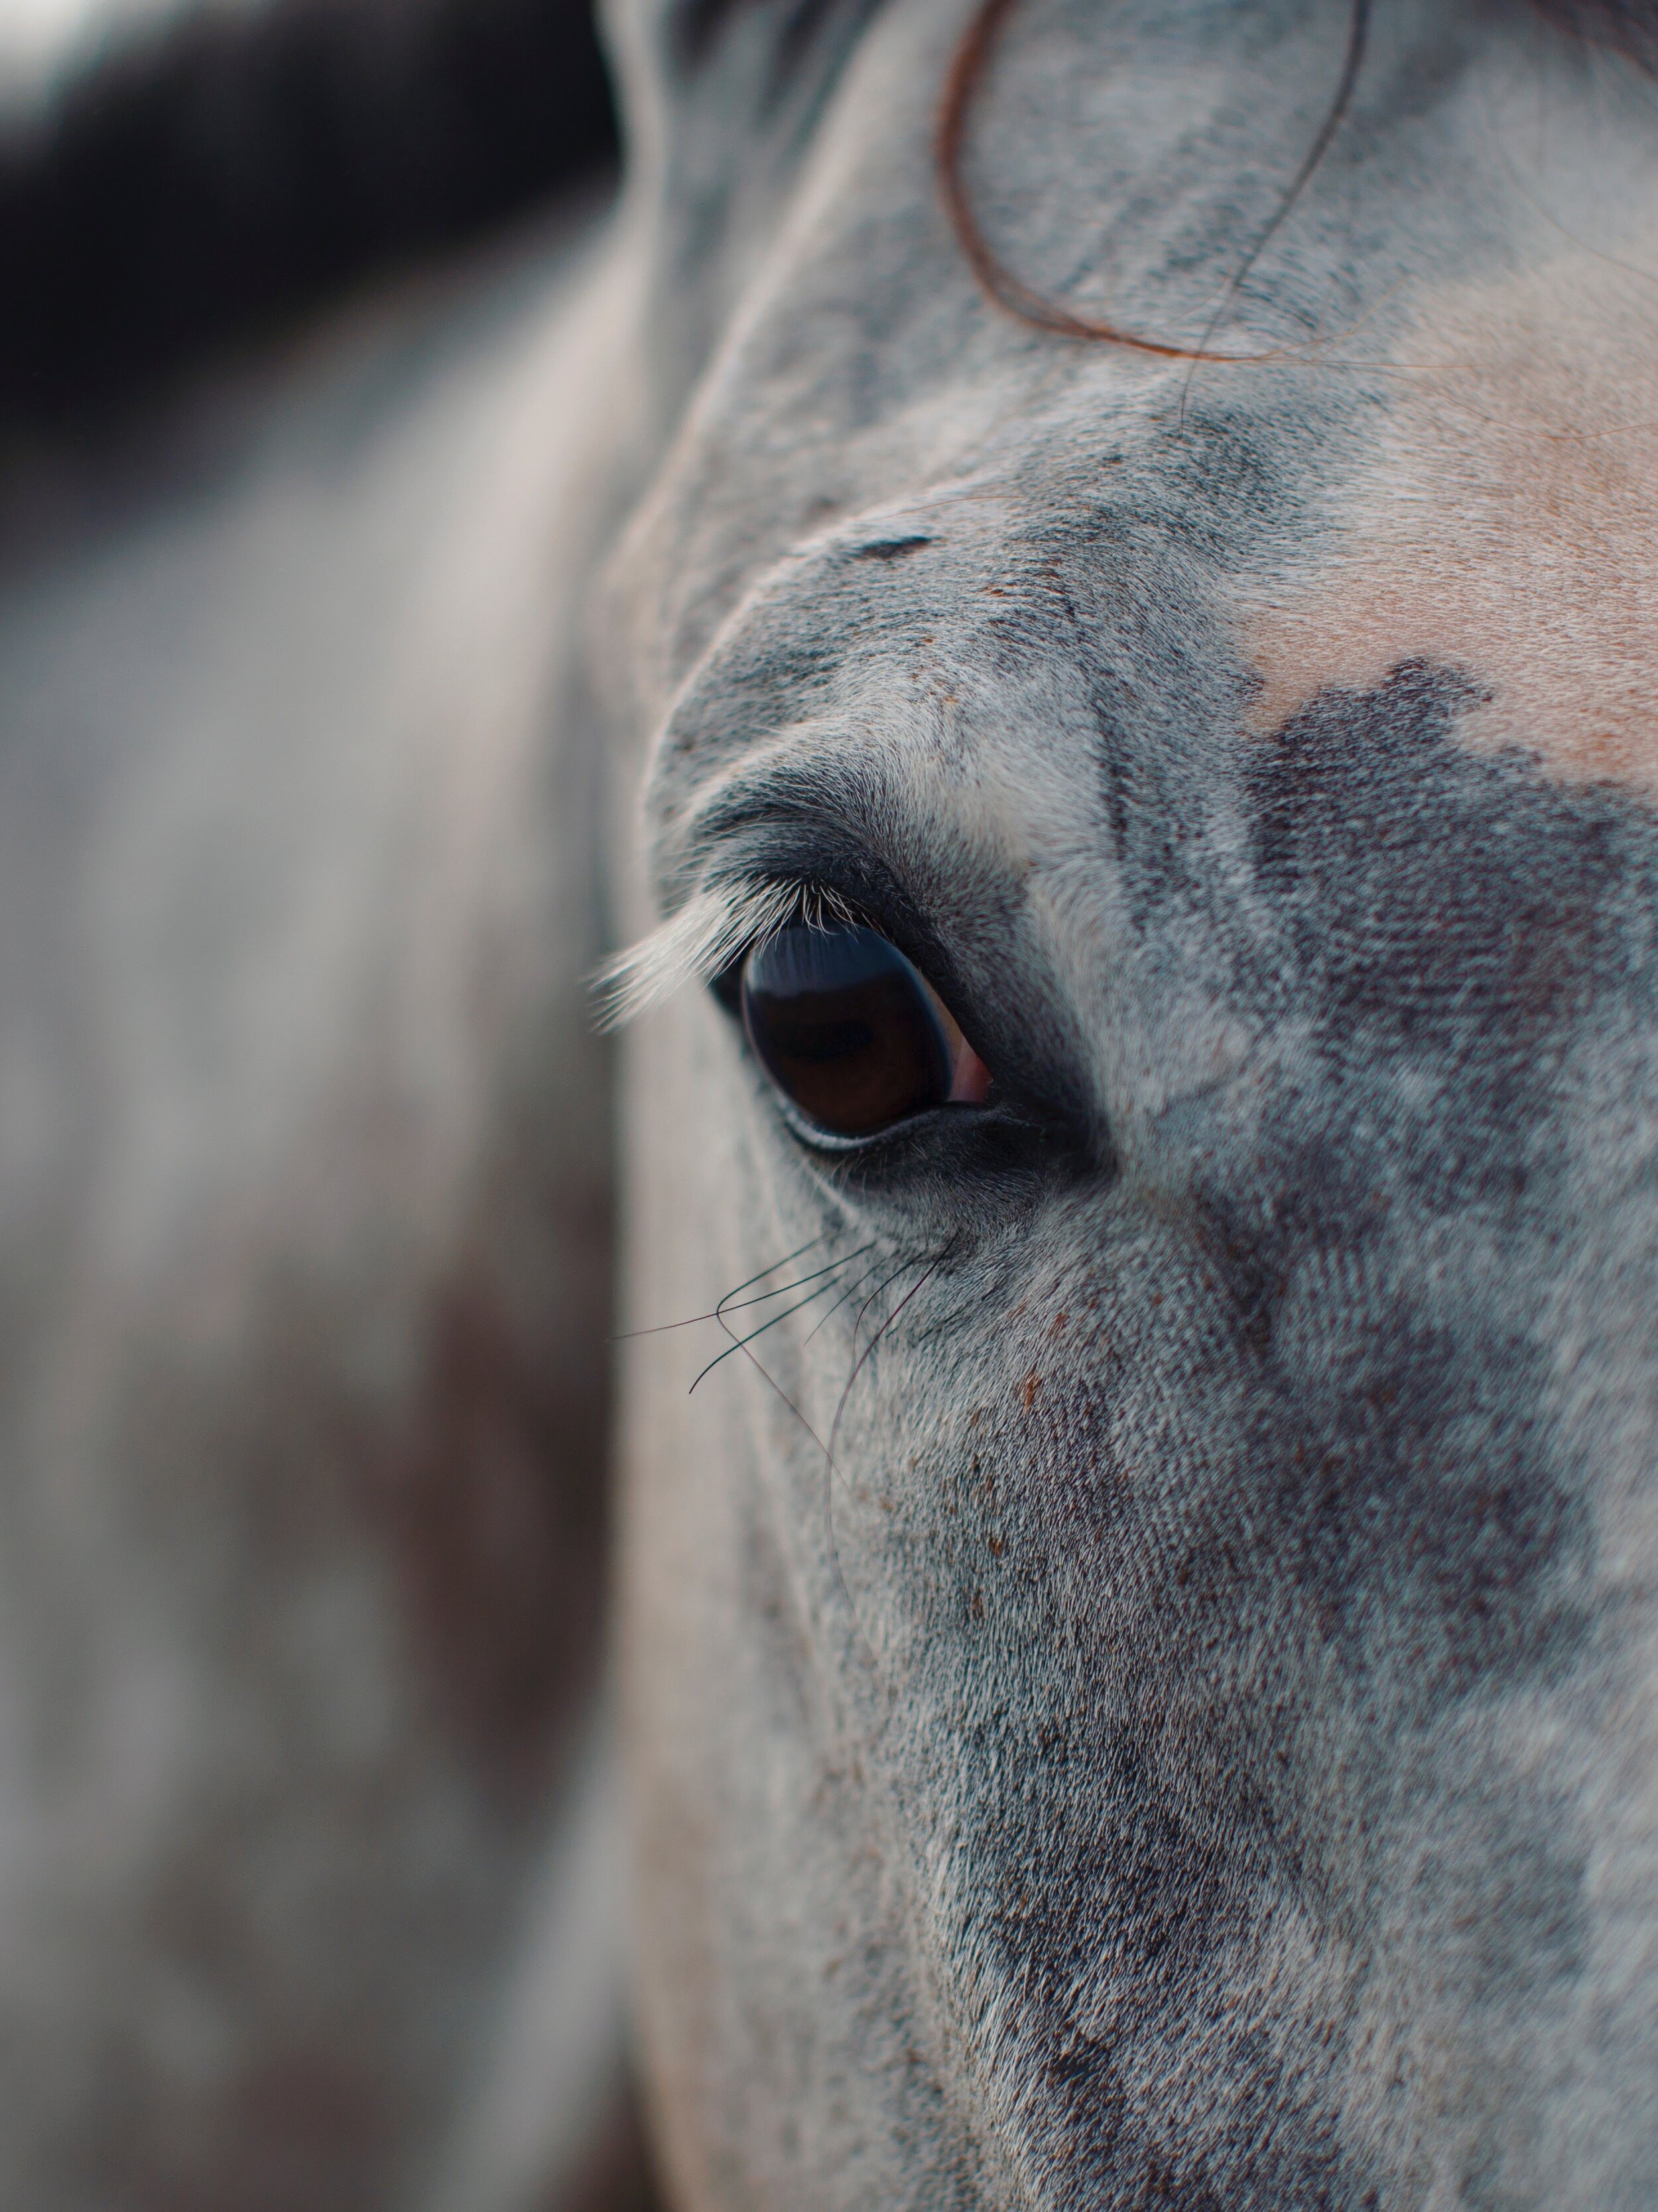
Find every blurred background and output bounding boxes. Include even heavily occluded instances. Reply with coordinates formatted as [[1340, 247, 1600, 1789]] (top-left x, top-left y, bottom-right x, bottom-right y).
[[0, 0, 617, 428], [0, 3, 645, 2208], [1, 0, 210, 95]]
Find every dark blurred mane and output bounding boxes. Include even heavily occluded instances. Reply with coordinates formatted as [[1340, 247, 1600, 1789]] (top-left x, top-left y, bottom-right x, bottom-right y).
[[0, 0, 615, 434], [1549, 0, 1658, 54]]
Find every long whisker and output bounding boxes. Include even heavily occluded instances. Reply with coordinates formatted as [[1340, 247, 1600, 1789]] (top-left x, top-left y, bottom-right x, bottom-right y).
[[718, 1233, 828, 1305], [714, 1233, 828, 1328], [822, 1247, 926, 1482], [802, 1249, 889, 1347], [819, 1238, 957, 1697], [717, 1245, 872, 1324], [826, 1238, 957, 1476], [614, 1234, 830, 1340], [846, 1253, 915, 1367], [809, 1250, 919, 1542], [721, 1335, 832, 1455], [690, 1276, 850, 1392], [822, 1250, 921, 1504], [706, 1234, 859, 1453]]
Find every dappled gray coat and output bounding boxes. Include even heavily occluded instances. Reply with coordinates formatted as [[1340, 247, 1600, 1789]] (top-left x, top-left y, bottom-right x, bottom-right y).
[[3, 0, 1658, 2205]]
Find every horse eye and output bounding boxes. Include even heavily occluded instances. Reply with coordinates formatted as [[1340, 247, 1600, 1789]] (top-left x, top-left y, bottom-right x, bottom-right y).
[[740, 923, 992, 1140]]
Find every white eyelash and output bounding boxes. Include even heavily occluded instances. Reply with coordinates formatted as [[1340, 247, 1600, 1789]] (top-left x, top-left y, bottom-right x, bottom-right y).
[[590, 879, 858, 1031]]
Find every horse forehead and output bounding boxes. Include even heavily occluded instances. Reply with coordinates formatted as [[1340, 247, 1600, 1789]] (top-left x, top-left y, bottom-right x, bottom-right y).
[[634, 276, 1658, 888], [1244, 245, 1658, 797], [612, 1, 1658, 812], [602, 0, 1333, 707]]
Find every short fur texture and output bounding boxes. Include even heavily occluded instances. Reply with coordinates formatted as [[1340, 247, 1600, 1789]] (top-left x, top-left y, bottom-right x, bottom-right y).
[[605, 1, 1658, 2204], [5, 0, 1658, 2205]]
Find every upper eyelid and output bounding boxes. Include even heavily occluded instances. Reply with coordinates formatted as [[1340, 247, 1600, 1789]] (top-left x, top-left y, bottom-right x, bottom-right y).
[[598, 858, 1072, 1156], [590, 874, 865, 1032], [646, 740, 893, 908], [601, 767, 936, 1030]]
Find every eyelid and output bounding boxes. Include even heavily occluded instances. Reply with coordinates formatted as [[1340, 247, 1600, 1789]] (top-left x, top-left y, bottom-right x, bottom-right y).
[[661, 861, 989, 1107], [595, 876, 858, 1030]]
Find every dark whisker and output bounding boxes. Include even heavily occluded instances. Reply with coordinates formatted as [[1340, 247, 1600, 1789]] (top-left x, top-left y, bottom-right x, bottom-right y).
[[802, 1249, 889, 1346], [716, 1244, 873, 1325], [718, 1336, 832, 1456], [845, 1253, 916, 1366], [818, 1236, 958, 1699], [826, 1237, 958, 1475], [821, 1250, 923, 1518], [690, 1276, 849, 1392], [722, 1233, 830, 1304], [706, 1233, 851, 1451], [819, 1249, 923, 1493], [614, 1233, 830, 1340]]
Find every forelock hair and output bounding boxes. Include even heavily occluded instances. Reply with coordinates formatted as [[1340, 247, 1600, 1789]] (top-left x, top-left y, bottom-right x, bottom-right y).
[[938, 0, 1658, 358]]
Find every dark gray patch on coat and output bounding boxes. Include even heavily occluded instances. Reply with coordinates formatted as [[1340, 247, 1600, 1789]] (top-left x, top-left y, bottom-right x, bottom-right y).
[[821, 658, 1647, 2199]]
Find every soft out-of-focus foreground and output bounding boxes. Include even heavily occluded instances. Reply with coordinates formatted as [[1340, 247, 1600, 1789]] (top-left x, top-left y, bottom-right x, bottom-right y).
[[0, 5, 644, 2208]]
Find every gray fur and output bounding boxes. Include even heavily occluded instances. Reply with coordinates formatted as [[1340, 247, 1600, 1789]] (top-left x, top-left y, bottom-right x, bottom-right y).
[[6, 0, 1658, 2205], [607, 1, 1658, 2206]]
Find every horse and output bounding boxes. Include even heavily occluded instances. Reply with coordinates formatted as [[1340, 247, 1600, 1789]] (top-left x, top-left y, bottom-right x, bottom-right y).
[[4, 0, 1658, 2204]]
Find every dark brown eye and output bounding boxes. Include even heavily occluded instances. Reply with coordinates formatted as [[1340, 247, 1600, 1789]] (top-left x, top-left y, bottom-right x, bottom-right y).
[[740, 923, 991, 1139]]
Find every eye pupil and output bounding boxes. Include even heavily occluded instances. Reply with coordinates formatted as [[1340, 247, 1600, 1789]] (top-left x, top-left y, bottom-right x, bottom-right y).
[[741, 925, 962, 1138]]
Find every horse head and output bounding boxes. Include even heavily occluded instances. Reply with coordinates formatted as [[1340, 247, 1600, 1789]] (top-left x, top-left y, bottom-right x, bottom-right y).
[[605, 3, 1658, 2202]]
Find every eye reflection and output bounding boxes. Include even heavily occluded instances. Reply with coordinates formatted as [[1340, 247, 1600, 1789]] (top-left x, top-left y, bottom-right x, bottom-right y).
[[740, 923, 991, 1139]]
